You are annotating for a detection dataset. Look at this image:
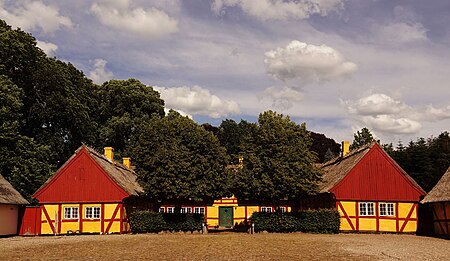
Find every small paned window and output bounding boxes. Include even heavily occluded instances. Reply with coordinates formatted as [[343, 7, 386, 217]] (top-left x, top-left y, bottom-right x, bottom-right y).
[[85, 206, 101, 219], [64, 207, 79, 219], [167, 207, 174, 213], [194, 207, 205, 214], [159, 207, 165, 213], [261, 207, 272, 213], [359, 202, 375, 216], [181, 207, 192, 213], [379, 203, 395, 216], [279, 207, 286, 213]]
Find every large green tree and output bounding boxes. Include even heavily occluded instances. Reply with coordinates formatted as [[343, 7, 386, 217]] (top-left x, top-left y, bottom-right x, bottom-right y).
[[233, 111, 321, 206], [131, 110, 230, 206], [93, 79, 165, 157]]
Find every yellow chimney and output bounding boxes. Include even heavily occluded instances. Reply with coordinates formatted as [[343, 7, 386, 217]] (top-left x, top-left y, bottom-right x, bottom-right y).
[[104, 147, 114, 162], [342, 141, 350, 157], [123, 157, 131, 169]]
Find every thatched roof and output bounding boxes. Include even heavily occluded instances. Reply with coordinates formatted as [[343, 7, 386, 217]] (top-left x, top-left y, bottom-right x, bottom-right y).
[[318, 141, 424, 194], [422, 167, 450, 203], [35, 145, 143, 198], [318, 142, 373, 193], [0, 174, 29, 205]]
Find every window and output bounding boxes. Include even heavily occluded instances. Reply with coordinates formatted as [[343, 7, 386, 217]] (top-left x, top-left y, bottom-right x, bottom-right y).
[[85, 206, 101, 219], [194, 207, 205, 214], [167, 207, 174, 213], [159, 207, 165, 213], [64, 207, 79, 219], [278, 207, 286, 213], [261, 207, 272, 213], [359, 202, 374, 216], [379, 203, 395, 216], [181, 207, 192, 213]]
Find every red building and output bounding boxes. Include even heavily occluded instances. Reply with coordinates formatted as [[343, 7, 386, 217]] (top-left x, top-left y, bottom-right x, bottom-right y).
[[299, 141, 426, 233], [27, 145, 145, 235]]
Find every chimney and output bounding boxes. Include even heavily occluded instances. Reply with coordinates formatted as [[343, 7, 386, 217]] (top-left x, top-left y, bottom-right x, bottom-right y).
[[341, 141, 350, 157], [104, 147, 114, 163], [123, 157, 131, 169]]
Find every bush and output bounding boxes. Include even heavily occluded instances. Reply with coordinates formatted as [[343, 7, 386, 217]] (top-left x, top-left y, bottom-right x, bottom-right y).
[[130, 211, 204, 233], [251, 209, 340, 234]]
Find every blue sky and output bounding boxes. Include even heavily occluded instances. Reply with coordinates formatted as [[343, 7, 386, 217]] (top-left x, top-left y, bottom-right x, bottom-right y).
[[1, 0, 450, 144]]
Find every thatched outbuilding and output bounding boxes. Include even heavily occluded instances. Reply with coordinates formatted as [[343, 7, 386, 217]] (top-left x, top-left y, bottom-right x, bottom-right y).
[[421, 167, 450, 236], [0, 174, 29, 235]]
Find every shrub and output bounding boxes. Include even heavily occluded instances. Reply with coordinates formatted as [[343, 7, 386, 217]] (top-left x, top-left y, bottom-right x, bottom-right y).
[[251, 209, 340, 234], [130, 211, 204, 233]]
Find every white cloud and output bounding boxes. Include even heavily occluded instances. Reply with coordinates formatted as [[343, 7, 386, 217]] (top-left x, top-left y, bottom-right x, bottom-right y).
[[89, 59, 114, 84], [261, 86, 304, 110], [154, 85, 240, 118], [211, 0, 344, 21], [36, 40, 58, 57], [264, 40, 357, 83], [90, 0, 178, 39], [421, 105, 450, 121], [345, 93, 407, 116], [0, 0, 72, 34], [163, 108, 192, 119], [362, 115, 421, 134], [373, 22, 428, 45]]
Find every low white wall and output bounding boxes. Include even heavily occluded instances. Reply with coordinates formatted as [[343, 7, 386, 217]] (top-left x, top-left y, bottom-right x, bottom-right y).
[[0, 204, 19, 235]]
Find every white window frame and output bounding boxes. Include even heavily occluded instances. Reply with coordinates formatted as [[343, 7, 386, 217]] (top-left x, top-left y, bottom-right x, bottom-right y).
[[159, 207, 165, 213], [85, 206, 101, 219], [379, 202, 395, 216], [181, 207, 192, 213], [194, 207, 205, 214], [166, 207, 174, 213], [278, 207, 286, 213], [261, 207, 272, 213], [64, 207, 79, 220], [359, 202, 375, 216]]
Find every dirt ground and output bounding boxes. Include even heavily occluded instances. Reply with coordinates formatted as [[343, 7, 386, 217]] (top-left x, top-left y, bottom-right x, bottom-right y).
[[1, 232, 449, 260]]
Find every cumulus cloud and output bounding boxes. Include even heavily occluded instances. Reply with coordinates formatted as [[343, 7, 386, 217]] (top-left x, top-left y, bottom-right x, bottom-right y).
[[36, 40, 58, 57], [211, 0, 344, 21], [0, 0, 72, 34], [260, 86, 304, 110], [89, 59, 114, 84], [90, 0, 178, 39], [344, 93, 450, 135], [264, 40, 357, 84], [361, 115, 421, 134], [154, 85, 240, 118]]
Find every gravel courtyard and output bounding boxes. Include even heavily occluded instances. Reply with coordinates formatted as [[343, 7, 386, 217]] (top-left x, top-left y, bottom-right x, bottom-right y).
[[1, 233, 448, 260]]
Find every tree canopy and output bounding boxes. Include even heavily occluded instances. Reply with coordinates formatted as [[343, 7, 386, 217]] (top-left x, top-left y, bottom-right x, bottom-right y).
[[131, 110, 231, 204], [350, 127, 374, 150], [232, 111, 322, 205]]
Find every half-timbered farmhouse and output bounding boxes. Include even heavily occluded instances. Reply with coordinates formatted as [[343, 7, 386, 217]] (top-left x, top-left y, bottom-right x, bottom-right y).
[[32, 145, 144, 235], [421, 167, 450, 236], [0, 174, 29, 236], [299, 141, 426, 233]]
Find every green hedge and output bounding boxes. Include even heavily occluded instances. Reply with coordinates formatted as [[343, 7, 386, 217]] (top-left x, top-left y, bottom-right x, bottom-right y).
[[252, 209, 340, 234], [130, 211, 204, 233]]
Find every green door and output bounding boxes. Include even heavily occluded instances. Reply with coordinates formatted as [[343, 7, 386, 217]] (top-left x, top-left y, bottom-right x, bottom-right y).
[[219, 207, 233, 227]]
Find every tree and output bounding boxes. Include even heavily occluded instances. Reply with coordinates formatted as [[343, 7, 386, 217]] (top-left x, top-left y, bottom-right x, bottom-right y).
[[93, 79, 165, 157], [309, 132, 340, 163], [131, 110, 230, 207], [0, 75, 54, 202], [233, 111, 321, 206], [350, 127, 374, 150]]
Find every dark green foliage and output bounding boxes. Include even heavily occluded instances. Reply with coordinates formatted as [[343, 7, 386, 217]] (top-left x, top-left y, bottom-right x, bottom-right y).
[[350, 127, 374, 150], [130, 211, 166, 233], [389, 132, 450, 192], [132, 110, 230, 203], [251, 209, 340, 234], [218, 119, 255, 164], [309, 132, 340, 163], [130, 211, 204, 233], [233, 111, 321, 205]]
